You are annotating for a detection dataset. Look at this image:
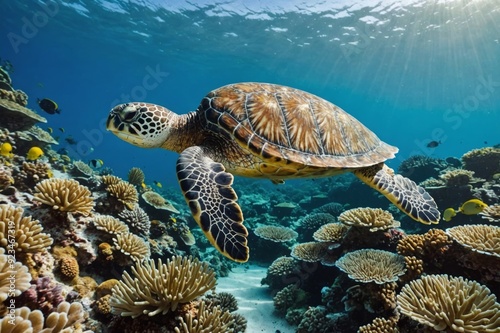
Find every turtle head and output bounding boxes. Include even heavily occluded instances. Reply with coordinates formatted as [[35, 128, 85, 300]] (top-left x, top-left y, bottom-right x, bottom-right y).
[[106, 102, 175, 148]]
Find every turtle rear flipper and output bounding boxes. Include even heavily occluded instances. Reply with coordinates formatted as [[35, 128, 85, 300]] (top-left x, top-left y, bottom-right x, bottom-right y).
[[177, 146, 249, 262], [354, 163, 440, 224]]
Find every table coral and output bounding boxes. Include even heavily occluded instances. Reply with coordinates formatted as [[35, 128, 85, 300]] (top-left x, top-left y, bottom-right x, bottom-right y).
[[338, 207, 400, 232], [446, 224, 500, 258], [480, 203, 500, 223], [313, 222, 350, 243], [254, 225, 298, 242], [93, 214, 129, 235]]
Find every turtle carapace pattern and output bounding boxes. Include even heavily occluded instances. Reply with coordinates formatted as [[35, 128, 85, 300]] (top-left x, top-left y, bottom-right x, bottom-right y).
[[106, 82, 440, 262]]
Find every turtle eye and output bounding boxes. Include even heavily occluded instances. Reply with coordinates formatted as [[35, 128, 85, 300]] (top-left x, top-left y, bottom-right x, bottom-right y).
[[123, 110, 137, 121]]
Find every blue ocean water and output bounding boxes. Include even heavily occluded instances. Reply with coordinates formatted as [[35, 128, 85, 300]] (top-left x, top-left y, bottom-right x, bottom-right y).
[[1, 0, 500, 186]]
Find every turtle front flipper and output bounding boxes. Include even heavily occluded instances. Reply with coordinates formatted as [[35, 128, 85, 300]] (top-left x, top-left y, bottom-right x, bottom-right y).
[[354, 163, 440, 225], [177, 146, 249, 262]]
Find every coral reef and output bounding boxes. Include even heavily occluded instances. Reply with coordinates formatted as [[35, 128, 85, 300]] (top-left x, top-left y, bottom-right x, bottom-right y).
[[335, 249, 406, 284], [480, 203, 500, 222], [313, 222, 350, 242], [0, 204, 53, 254], [439, 168, 482, 187], [105, 180, 138, 210], [461, 147, 500, 180], [127, 167, 145, 187], [112, 232, 150, 262], [446, 224, 500, 258], [110, 256, 216, 317], [118, 205, 150, 236], [33, 178, 94, 216], [93, 214, 129, 235], [0, 248, 31, 302], [296, 213, 337, 241], [174, 300, 235, 333], [72, 160, 93, 177], [397, 274, 500, 332]]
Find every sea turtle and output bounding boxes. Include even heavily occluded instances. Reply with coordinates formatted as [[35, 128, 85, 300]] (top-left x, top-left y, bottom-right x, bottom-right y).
[[106, 82, 440, 262]]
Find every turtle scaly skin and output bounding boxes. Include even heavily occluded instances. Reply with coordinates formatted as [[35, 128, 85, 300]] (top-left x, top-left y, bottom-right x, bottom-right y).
[[107, 82, 440, 262]]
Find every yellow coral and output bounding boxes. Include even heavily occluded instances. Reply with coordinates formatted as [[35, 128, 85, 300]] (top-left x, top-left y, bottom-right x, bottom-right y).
[[0, 204, 53, 253], [338, 207, 400, 231], [101, 174, 122, 186], [106, 180, 138, 210], [254, 225, 298, 242], [93, 215, 129, 235], [397, 274, 500, 332], [110, 256, 216, 318], [335, 249, 406, 284], [33, 178, 94, 216], [59, 256, 79, 279]]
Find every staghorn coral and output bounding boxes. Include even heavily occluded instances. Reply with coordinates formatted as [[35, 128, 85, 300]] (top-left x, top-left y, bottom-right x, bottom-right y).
[[403, 255, 424, 279], [335, 249, 406, 284], [480, 203, 500, 223], [174, 300, 235, 333], [112, 232, 150, 262], [0, 248, 32, 302], [110, 256, 217, 318], [72, 160, 93, 177], [0, 204, 53, 253], [461, 147, 500, 180], [127, 167, 145, 186], [313, 222, 349, 243], [106, 180, 138, 210], [397, 274, 500, 332], [0, 301, 87, 332], [118, 205, 150, 236], [439, 168, 482, 187], [446, 224, 500, 258], [93, 214, 129, 235], [338, 207, 400, 232], [357, 316, 398, 333], [33, 178, 94, 216], [254, 225, 298, 242]]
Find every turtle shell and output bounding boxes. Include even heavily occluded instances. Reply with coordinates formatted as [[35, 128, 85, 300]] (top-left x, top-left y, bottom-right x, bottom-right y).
[[199, 82, 398, 168]]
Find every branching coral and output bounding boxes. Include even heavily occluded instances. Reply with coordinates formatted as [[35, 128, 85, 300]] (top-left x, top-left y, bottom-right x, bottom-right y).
[[101, 174, 122, 186], [0, 204, 53, 253], [254, 225, 298, 242], [446, 224, 500, 258], [480, 204, 500, 223], [127, 167, 145, 186], [93, 214, 129, 235], [397, 274, 500, 332], [174, 301, 235, 333], [358, 317, 398, 333], [110, 256, 217, 318], [338, 207, 400, 232], [0, 248, 32, 302], [396, 228, 452, 258], [118, 205, 150, 236], [0, 165, 14, 191], [112, 232, 150, 262], [14, 161, 52, 191], [33, 178, 94, 216], [313, 222, 349, 242], [106, 180, 138, 210], [335, 249, 406, 284]]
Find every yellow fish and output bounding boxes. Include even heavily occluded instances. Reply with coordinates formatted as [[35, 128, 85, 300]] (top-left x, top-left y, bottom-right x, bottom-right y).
[[443, 208, 457, 222], [153, 180, 162, 188], [0, 142, 13, 158], [141, 182, 147, 189], [458, 199, 488, 215], [26, 146, 44, 160]]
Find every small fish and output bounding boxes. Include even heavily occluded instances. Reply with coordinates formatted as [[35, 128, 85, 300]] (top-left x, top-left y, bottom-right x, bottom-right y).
[[89, 159, 104, 168], [443, 208, 457, 222], [59, 127, 65, 133], [0, 142, 13, 158], [60, 155, 71, 163], [426, 140, 441, 148], [26, 146, 44, 160], [37, 82, 44, 88], [179, 228, 196, 246], [64, 136, 77, 145], [141, 182, 147, 189], [458, 199, 488, 215], [57, 148, 69, 155], [37, 98, 61, 114], [153, 180, 162, 188], [170, 217, 177, 224], [46, 127, 53, 134]]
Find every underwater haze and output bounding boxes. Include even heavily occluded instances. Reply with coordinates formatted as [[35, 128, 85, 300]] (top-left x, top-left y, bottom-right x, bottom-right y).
[[1, 0, 500, 185]]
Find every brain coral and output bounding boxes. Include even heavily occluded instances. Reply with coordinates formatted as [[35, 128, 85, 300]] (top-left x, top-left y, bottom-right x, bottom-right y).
[[335, 249, 406, 284], [338, 207, 400, 231], [254, 225, 298, 242], [0, 204, 53, 253], [397, 274, 500, 332], [446, 224, 500, 258], [0, 248, 32, 302], [110, 256, 216, 318], [33, 178, 94, 216]]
